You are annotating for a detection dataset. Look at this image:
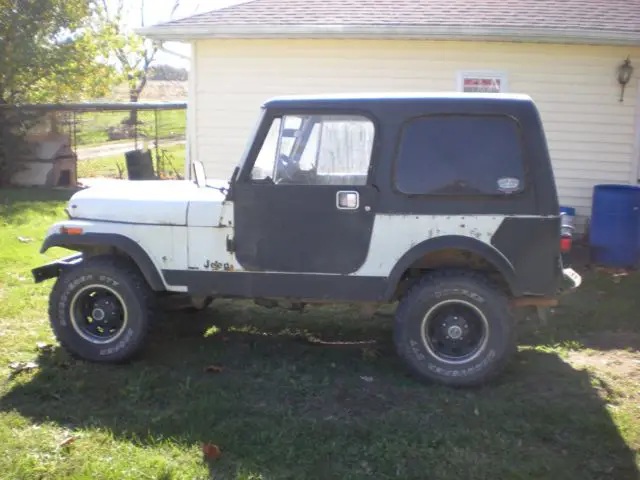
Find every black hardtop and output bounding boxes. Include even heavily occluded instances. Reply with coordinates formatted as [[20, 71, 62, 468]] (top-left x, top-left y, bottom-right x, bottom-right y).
[[247, 91, 558, 217], [263, 92, 537, 116]]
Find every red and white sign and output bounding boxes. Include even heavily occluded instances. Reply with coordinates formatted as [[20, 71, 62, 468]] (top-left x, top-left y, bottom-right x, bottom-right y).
[[458, 72, 507, 93], [463, 77, 502, 93]]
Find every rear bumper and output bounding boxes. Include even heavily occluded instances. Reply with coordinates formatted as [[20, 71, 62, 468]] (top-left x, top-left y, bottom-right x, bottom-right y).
[[32, 253, 83, 283]]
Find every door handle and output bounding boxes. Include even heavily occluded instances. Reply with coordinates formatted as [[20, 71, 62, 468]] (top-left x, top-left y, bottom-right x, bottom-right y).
[[336, 191, 359, 210]]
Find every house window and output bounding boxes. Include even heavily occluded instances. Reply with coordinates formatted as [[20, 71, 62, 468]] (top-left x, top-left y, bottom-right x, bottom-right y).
[[457, 71, 508, 93]]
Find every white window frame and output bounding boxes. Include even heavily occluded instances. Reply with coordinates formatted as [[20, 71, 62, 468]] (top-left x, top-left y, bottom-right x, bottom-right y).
[[457, 71, 509, 93]]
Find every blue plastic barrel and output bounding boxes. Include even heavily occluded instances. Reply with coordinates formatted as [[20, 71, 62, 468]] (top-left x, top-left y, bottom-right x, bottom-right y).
[[589, 184, 640, 267]]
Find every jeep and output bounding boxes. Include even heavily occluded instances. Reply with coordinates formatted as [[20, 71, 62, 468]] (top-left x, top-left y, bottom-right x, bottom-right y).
[[32, 92, 581, 387]]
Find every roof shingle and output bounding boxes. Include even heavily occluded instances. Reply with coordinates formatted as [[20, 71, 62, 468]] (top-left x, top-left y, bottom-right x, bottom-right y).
[[161, 0, 640, 33]]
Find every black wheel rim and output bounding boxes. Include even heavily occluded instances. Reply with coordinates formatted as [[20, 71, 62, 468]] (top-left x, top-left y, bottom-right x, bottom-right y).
[[70, 285, 128, 344], [422, 300, 488, 364]]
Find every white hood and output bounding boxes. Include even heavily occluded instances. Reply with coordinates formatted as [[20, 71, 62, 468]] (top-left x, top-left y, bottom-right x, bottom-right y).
[[68, 180, 223, 226]]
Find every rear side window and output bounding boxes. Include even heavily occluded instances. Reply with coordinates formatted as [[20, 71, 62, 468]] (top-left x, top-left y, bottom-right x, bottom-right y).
[[394, 115, 526, 196]]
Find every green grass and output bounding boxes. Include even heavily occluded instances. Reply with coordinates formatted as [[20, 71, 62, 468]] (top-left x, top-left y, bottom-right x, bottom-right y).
[[77, 144, 186, 179], [0, 188, 639, 479], [74, 109, 186, 147]]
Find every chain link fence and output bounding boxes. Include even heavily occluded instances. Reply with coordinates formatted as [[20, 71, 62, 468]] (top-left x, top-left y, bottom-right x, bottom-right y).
[[0, 102, 187, 188]]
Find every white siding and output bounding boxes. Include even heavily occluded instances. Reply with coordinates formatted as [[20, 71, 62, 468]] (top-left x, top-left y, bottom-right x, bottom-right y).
[[193, 39, 640, 226]]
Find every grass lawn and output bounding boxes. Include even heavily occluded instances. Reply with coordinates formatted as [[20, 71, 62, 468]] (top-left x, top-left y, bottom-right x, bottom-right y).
[[77, 144, 186, 179], [0, 188, 638, 479], [74, 109, 186, 147]]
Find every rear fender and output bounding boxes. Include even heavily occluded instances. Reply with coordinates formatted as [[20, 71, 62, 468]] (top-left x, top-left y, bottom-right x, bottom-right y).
[[384, 235, 519, 299]]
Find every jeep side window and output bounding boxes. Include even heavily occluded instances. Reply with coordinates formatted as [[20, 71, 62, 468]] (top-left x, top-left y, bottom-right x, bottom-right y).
[[394, 115, 526, 196], [250, 114, 374, 185], [251, 117, 287, 180]]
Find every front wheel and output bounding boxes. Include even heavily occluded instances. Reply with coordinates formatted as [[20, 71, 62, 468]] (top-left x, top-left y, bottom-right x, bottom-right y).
[[394, 270, 516, 387], [48, 255, 155, 363]]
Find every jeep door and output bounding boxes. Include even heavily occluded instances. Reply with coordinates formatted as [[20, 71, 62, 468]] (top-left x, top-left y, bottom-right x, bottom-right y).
[[232, 112, 378, 274]]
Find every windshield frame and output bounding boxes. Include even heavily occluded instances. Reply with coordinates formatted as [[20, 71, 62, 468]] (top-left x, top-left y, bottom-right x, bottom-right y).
[[234, 107, 267, 180]]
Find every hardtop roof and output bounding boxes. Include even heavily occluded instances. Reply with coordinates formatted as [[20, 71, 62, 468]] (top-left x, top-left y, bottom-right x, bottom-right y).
[[262, 92, 534, 109]]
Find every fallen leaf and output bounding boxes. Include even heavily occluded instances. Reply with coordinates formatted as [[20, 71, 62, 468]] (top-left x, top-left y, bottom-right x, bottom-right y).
[[59, 436, 76, 448], [201, 443, 221, 459], [360, 376, 374, 382], [204, 365, 224, 374], [36, 342, 53, 352], [8, 361, 39, 376], [17, 236, 33, 243]]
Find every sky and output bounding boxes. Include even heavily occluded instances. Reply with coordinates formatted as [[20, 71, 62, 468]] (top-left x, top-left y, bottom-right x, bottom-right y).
[[114, 0, 249, 68]]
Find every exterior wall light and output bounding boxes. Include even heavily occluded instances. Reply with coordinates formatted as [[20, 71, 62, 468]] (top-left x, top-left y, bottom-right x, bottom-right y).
[[617, 57, 634, 102]]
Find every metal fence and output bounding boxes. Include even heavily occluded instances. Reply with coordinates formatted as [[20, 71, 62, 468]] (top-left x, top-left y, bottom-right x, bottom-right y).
[[0, 102, 187, 188]]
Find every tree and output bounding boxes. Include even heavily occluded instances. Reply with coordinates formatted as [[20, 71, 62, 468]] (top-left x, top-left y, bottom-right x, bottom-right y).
[[0, 0, 119, 185], [96, 0, 181, 124], [150, 64, 189, 82], [0, 0, 117, 104]]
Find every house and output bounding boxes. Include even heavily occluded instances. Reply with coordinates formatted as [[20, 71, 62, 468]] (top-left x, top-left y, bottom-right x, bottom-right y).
[[139, 0, 640, 230]]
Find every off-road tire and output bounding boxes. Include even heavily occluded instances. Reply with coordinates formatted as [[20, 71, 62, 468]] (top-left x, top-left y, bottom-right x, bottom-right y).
[[394, 270, 516, 387], [48, 255, 155, 363]]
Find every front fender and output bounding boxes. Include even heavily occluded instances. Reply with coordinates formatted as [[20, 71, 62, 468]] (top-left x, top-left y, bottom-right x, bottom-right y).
[[39, 221, 166, 291], [383, 235, 519, 299]]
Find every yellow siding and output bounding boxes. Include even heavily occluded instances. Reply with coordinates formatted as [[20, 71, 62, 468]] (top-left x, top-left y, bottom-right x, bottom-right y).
[[193, 39, 640, 224]]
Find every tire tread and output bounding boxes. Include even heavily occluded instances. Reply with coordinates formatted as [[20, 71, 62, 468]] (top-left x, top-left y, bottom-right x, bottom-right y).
[[394, 268, 516, 387], [48, 254, 156, 362]]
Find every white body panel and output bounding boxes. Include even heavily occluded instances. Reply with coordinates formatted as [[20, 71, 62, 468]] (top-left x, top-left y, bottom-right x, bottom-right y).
[[70, 180, 201, 225], [45, 219, 189, 292], [51, 183, 240, 292], [186, 184, 229, 227], [187, 196, 239, 271], [354, 215, 507, 277]]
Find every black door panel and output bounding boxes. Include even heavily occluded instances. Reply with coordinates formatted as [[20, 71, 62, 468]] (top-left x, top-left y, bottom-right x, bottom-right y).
[[233, 183, 377, 274]]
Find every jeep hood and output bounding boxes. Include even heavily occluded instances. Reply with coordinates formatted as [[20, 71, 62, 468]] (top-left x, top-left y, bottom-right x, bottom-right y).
[[68, 180, 225, 225]]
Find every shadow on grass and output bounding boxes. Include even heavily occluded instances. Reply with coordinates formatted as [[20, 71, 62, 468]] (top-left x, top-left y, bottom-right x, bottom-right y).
[[1, 301, 638, 479]]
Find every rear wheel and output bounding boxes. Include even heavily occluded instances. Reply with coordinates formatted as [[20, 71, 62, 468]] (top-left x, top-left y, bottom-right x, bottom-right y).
[[48, 255, 155, 363], [394, 270, 516, 387]]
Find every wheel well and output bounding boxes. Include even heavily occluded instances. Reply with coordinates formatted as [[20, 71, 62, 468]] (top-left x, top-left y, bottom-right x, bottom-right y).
[[392, 248, 512, 300], [75, 245, 165, 292], [80, 245, 135, 261], [42, 232, 167, 292]]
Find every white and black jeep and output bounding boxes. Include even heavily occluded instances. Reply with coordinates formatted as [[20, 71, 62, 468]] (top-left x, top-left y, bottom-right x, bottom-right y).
[[33, 92, 581, 387]]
